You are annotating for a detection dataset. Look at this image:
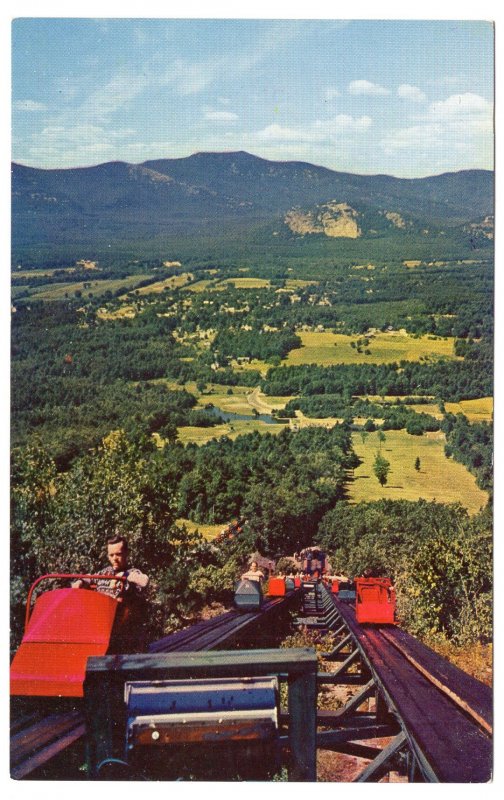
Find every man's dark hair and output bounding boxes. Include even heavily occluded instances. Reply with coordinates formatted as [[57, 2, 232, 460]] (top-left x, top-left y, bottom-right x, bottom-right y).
[[106, 534, 129, 551]]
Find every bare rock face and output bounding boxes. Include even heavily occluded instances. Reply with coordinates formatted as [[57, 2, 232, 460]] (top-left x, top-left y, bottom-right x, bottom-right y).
[[465, 215, 494, 240], [383, 210, 408, 229], [284, 202, 361, 238]]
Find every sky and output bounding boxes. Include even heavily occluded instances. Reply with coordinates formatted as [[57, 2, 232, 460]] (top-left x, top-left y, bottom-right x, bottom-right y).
[[11, 16, 495, 178]]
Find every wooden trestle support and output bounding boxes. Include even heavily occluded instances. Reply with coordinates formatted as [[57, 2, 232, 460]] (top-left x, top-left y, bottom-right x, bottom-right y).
[[295, 581, 492, 783]]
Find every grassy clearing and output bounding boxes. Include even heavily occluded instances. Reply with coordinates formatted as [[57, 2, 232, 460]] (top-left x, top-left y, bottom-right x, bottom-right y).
[[229, 358, 271, 377], [96, 305, 137, 320], [176, 418, 289, 446], [176, 518, 226, 541], [152, 380, 263, 415], [12, 268, 76, 277], [184, 279, 218, 292], [18, 275, 152, 300], [408, 403, 444, 419], [359, 395, 436, 403], [130, 273, 192, 296], [284, 279, 319, 288], [216, 277, 271, 289], [246, 387, 294, 414], [348, 429, 488, 514], [293, 411, 343, 429], [284, 331, 457, 367], [445, 397, 493, 422]]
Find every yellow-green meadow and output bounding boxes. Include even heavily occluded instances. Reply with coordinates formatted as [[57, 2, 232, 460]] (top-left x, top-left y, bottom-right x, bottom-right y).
[[348, 429, 488, 513], [284, 331, 458, 367]]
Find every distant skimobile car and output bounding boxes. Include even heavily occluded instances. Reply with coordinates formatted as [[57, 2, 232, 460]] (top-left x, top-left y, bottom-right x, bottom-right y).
[[355, 577, 396, 625], [233, 578, 263, 611], [300, 547, 327, 579], [336, 580, 356, 602], [10, 573, 133, 698], [268, 577, 286, 597]]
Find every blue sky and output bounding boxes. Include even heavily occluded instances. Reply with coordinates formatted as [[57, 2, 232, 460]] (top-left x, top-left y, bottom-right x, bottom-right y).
[[11, 17, 494, 177]]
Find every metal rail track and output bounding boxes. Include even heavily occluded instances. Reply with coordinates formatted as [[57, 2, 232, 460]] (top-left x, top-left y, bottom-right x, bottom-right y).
[[308, 586, 492, 782], [10, 590, 300, 779]]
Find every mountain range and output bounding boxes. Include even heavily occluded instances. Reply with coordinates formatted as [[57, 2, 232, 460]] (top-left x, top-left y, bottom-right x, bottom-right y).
[[11, 151, 494, 252]]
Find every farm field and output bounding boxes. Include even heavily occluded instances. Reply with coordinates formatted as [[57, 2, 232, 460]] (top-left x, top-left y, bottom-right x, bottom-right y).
[[284, 279, 319, 288], [12, 268, 77, 277], [229, 357, 271, 377], [349, 429, 488, 514], [445, 397, 493, 422], [12, 274, 152, 300], [246, 387, 294, 414], [175, 418, 289, 446], [184, 279, 217, 292], [284, 331, 458, 367], [153, 381, 293, 415], [216, 277, 271, 289], [128, 273, 192, 295], [407, 403, 444, 419], [97, 304, 137, 320], [293, 410, 343, 429]]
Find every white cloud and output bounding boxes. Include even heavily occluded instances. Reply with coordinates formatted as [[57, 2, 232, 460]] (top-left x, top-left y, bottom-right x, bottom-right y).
[[381, 104, 493, 172], [348, 80, 390, 96], [255, 115, 372, 144], [381, 124, 443, 154], [204, 110, 239, 122], [13, 99, 46, 112], [397, 84, 427, 103], [428, 92, 492, 119]]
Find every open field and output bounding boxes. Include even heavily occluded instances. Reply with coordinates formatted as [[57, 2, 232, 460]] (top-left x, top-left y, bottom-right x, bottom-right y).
[[348, 429, 488, 514], [445, 397, 493, 422], [407, 403, 444, 419], [229, 358, 271, 377], [97, 304, 137, 320], [152, 381, 275, 415], [284, 279, 319, 288], [12, 268, 77, 277], [176, 518, 226, 541], [175, 418, 289, 446], [293, 411, 343, 429], [184, 279, 217, 292], [246, 387, 295, 414], [284, 331, 458, 367], [12, 274, 152, 300], [358, 395, 436, 403], [216, 277, 271, 289], [128, 273, 192, 295]]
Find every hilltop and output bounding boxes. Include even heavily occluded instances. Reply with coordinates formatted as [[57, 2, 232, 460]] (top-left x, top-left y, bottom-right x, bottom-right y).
[[12, 151, 493, 261]]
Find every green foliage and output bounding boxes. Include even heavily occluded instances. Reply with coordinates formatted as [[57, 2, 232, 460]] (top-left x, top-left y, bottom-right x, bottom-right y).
[[396, 509, 492, 644], [442, 413, 493, 493], [264, 348, 492, 402], [317, 500, 492, 644], [10, 431, 210, 644], [213, 327, 301, 362], [373, 452, 390, 485]]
